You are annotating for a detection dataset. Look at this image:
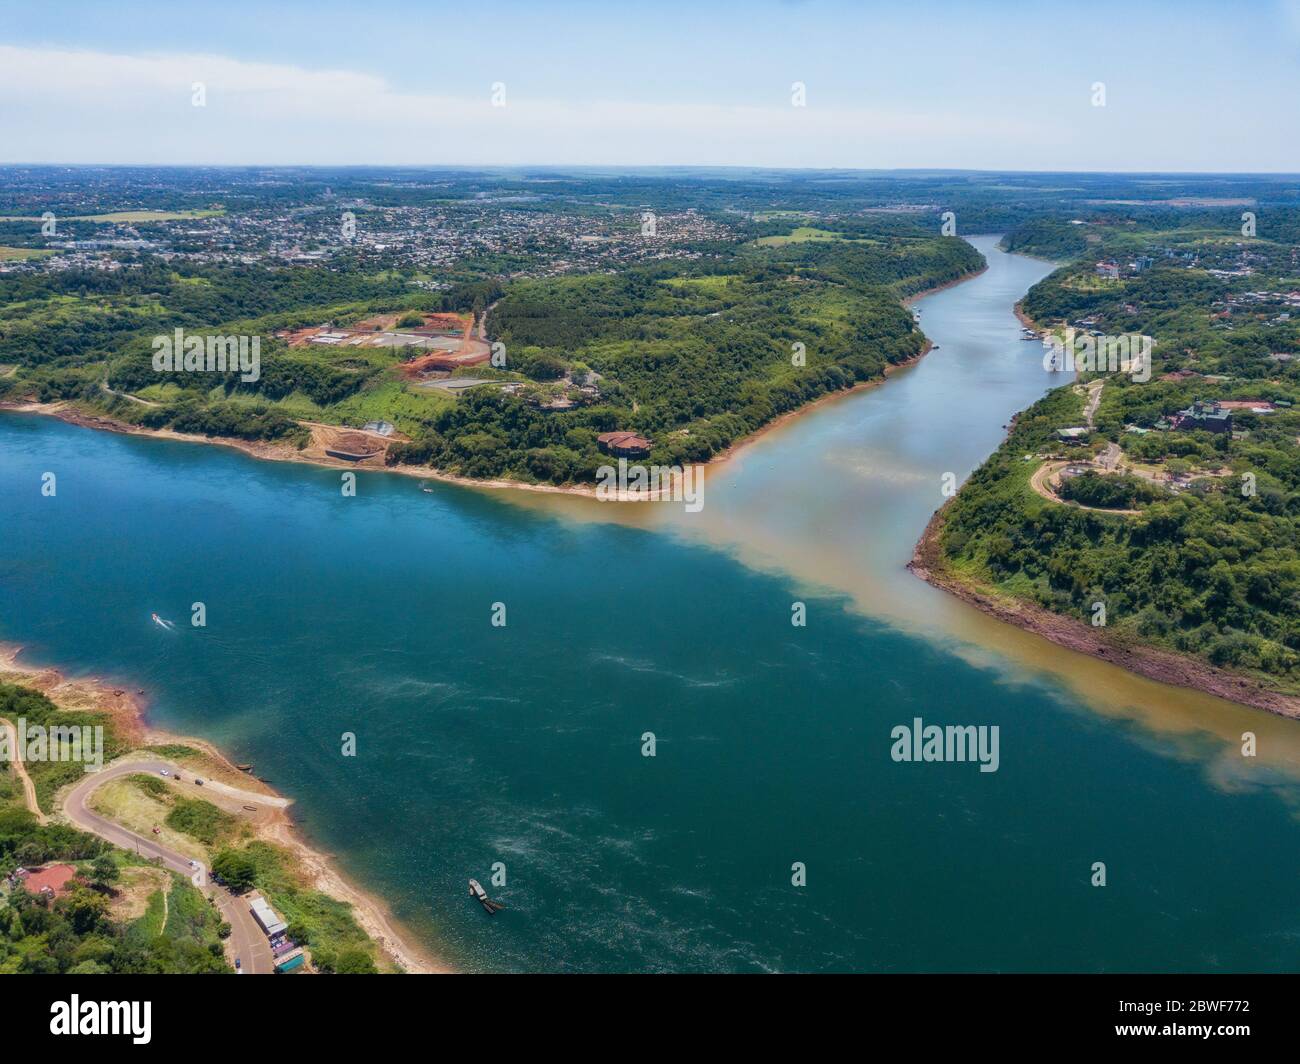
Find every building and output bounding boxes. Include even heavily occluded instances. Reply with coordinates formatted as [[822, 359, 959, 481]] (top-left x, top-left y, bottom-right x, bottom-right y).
[[11, 864, 78, 898], [1170, 400, 1233, 434], [1056, 427, 1089, 446], [596, 431, 653, 458], [249, 895, 289, 942]]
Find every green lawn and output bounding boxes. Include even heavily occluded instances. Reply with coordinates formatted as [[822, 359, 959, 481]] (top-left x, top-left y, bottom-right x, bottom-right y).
[[756, 226, 847, 246], [0, 247, 55, 261]]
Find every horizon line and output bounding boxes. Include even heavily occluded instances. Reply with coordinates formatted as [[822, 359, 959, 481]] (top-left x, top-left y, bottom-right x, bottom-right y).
[[3, 163, 1300, 178]]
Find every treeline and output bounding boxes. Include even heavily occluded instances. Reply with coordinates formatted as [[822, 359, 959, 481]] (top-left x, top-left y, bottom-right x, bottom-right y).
[[1000, 218, 1091, 260]]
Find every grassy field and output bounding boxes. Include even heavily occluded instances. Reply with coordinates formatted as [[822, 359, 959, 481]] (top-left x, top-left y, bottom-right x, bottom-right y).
[[0, 246, 55, 261], [659, 274, 743, 295], [125, 887, 169, 945], [0, 209, 224, 223], [218, 372, 455, 433], [108, 865, 172, 923], [89, 777, 209, 861], [755, 226, 847, 246]]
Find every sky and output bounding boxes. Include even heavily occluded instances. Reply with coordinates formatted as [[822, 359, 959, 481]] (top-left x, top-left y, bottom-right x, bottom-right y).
[[0, 0, 1297, 171]]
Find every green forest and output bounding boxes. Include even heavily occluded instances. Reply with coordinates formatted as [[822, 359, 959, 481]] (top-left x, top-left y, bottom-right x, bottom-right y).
[[0, 220, 981, 486]]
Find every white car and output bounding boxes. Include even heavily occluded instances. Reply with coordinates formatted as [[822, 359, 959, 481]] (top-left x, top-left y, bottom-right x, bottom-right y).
[[159, 769, 170, 777]]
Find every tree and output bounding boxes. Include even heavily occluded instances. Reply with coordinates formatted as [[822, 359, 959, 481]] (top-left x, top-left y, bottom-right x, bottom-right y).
[[89, 854, 119, 889], [211, 849, 257, 893]]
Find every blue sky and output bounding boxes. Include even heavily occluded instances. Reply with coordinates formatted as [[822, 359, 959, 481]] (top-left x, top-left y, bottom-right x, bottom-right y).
[[1, 0, 1297, 169]]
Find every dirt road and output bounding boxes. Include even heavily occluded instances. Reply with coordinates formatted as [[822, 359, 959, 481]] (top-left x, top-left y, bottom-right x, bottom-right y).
[[1029, 459, 1138, 516], [0, 716, 47, 823]]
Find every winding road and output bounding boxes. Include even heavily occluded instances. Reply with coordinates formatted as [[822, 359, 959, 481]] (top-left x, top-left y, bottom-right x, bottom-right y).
[[61, 759, 275, 974]]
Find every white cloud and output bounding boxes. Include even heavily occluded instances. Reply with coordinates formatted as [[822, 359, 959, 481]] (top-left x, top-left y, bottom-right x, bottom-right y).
[[0, 44, 1043, 167]]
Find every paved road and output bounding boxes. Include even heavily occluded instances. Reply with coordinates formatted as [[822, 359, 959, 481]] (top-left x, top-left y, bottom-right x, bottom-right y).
[[62, 759, 275, 974], [0, 717, 47, 823]]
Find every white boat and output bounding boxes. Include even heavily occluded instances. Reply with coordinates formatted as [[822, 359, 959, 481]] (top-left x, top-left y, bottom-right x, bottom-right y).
[[468, 878, 504, 914]]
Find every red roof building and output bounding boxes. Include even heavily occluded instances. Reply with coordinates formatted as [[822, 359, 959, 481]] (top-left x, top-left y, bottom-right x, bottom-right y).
[[16, 864, 78, 897], [597, 431, 653, 458]]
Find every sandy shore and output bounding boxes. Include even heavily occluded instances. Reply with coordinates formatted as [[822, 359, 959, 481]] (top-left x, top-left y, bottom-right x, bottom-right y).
[[907, 505, 1300, 720], [0, 642, 451, 973]]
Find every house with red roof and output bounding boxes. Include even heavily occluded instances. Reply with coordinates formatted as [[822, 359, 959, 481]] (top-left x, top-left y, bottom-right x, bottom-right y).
[[11, 864, 79, 898]]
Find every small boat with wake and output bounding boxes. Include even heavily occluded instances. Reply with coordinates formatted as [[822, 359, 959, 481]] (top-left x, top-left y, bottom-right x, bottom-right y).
[[469, 878, 505, 915]]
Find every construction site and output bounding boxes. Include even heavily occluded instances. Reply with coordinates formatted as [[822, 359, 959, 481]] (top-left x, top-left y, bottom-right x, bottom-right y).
[[276, 311, 494, 378]]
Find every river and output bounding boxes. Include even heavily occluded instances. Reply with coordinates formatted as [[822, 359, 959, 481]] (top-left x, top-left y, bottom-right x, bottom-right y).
[[1, 236, 1297, 971]]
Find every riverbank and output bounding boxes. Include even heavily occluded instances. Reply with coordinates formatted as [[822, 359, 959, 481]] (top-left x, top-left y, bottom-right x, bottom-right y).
[[908, 504, 1300, 720], [1013, 300, 1038, 331], [902, 262, 988, 306], [0, 266, 990, 504], [0, 642, 451, 973]]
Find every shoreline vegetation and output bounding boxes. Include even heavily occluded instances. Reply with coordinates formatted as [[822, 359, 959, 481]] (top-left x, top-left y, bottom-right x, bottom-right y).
[[0, 643, 449, 973], [0, 265, 986, 499], [908, 504, 1300, 720]]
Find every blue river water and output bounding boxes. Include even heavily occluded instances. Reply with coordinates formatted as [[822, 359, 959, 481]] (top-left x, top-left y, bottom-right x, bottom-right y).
[[1, 238, 1297, 971]]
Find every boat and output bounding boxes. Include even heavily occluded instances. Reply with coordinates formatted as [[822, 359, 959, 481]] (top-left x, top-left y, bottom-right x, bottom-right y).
[[469, 878, 504, 914], [420, 481, 434, 493]]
